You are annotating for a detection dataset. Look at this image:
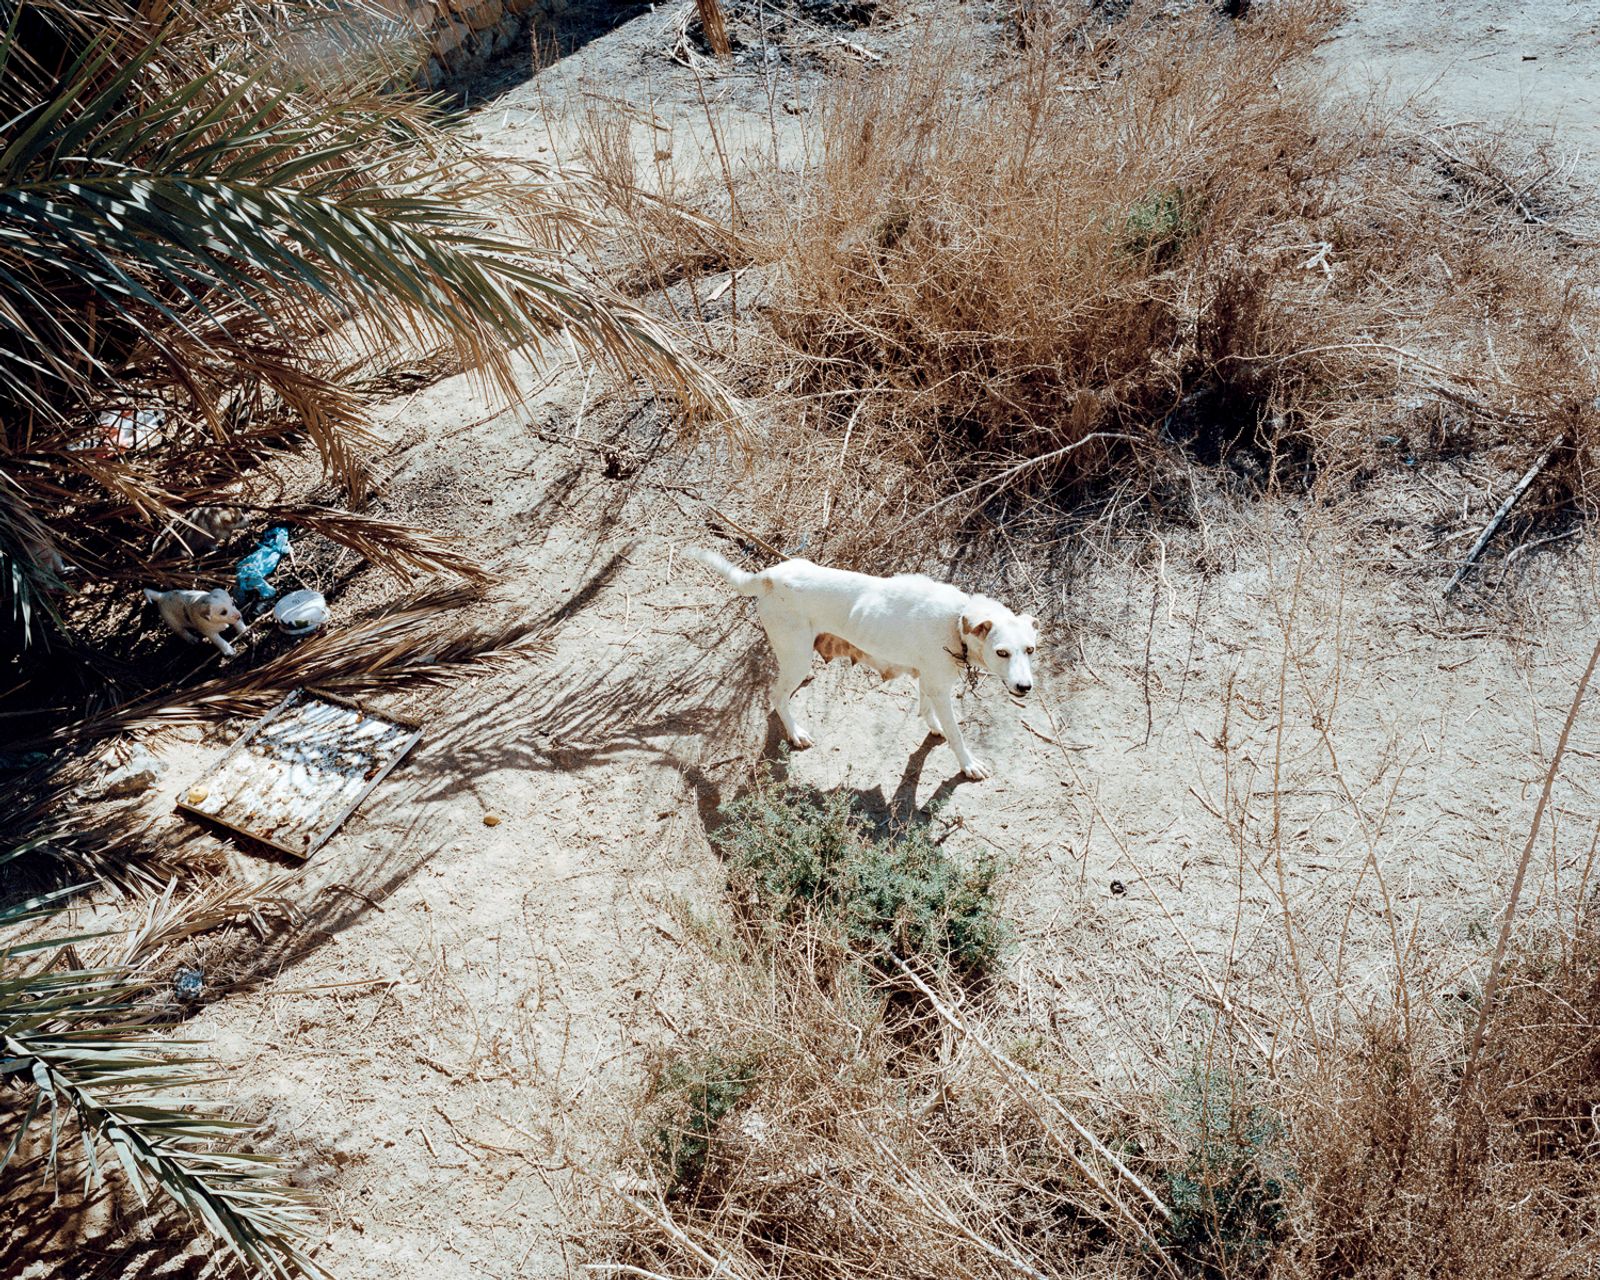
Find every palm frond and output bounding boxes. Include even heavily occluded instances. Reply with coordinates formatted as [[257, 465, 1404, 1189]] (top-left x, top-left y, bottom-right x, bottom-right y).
[[106, 873, 301, 981], [267, 505, 491, 584], [1, 893, 327, 1279], [0, 0, 738, 647], [0, 761, 184, 898], [34, 584, 550, 745]]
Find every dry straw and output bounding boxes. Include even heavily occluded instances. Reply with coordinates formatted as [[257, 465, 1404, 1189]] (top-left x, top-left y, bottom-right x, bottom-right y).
[[748, 1, 1597, 534]]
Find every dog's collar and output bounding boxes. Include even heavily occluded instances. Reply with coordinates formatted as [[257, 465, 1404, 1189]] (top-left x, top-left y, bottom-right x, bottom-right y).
[[945, 622, 970, 670], [946, 627, 981, 691]]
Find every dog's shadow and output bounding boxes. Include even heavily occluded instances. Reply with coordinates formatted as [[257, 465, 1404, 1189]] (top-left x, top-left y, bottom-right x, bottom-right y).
[[746, 717, 966, 833], [876, 733, 965, 832]]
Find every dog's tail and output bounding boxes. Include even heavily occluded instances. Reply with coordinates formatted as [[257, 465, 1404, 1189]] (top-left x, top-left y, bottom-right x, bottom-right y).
[[687, 548, 763, 596]]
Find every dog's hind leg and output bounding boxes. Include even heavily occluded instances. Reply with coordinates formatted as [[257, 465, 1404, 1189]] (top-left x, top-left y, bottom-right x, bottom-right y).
[[766, 628, 818, 750]]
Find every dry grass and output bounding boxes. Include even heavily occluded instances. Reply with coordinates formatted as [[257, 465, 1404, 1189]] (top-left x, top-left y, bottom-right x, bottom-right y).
[[565, 0, 1598, 544], [1277, 916, 1600, 1280], [767, 1, 1599, 523], [591, 902, 1600, 1280], [594, 928, 1148, 1279]]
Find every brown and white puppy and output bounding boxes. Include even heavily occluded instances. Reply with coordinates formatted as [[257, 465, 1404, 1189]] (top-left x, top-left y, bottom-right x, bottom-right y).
[[691, 550, 1038, 780], [144, 587, 245, 657]]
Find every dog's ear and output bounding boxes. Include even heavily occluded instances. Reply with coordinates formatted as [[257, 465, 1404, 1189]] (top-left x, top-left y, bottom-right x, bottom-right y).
[[1020, 613, 1038, 636], [960, 608, 994, 640]]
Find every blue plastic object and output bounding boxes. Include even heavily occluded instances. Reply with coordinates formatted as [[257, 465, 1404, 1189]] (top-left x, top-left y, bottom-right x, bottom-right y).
[[236, 527, 291, 600], [174, 966, 204, 1001]]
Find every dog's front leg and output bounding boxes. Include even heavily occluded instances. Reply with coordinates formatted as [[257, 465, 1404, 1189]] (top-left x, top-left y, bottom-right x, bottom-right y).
[[205, 629, 237, 658], [926, 684, 988, 780]]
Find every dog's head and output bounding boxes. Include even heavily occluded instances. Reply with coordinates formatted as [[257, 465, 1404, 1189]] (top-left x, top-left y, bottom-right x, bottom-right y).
[[960, 597, 1038, 697], [198, 589, 242, 629]]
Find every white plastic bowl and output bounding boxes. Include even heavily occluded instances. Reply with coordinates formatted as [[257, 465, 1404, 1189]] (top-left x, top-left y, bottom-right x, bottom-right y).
[[274, 589, 328, 635]]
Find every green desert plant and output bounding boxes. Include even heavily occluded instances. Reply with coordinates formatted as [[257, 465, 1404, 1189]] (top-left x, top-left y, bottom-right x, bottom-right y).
[[1118, 187, 1194, 263], [713, 766, 1006, 978], [1161, 1059, 1289, 1278], [0, 0, 735, 652], [644, 1049, 759, 1195]]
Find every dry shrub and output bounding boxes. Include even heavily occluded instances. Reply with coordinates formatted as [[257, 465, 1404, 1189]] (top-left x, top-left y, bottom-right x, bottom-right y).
[[1279, 917, 1600, 1279], [601, 929, 1140, 1279], [593, 777, 1153, 1275], [595, 918, 1600, 1280], [760, 1, 1600, 521], [594, 799, 1600, 1280]]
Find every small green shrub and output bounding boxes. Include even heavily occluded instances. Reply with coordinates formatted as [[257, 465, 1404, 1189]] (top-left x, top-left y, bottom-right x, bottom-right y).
[[712, 768, 1007, 978], [1119, 187, 1193, 263], [646, 1051, 759, 1195], [1161, 1060, 1291, 1278]]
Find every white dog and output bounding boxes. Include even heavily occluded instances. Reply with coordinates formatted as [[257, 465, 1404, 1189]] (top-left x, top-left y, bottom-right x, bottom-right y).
[[691, 550, 1038, 780], [144, 586, 245, 657]]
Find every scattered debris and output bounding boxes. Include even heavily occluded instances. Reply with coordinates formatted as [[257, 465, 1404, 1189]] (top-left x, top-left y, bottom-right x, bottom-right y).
[[1110, 879, 1127, 896], [274, 589, 329, 636], [78, 406, 165, 455], [237, 527, 292, 601], [1444, 433, 1565, 597], [100, 746, 169, 798], [177, 690, 421, 859], [668, 0, 881, 69], [483, 813, 503, 827], [174, 966, 205, 1002]]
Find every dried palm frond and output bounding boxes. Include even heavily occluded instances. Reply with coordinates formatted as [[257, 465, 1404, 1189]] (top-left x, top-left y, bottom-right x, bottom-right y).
[[265, 506, 491, 584], [106, 873, 302, 981], [71, 503, 490, 591], [36, 585, 550, 745], [0, 762, 192, 899]]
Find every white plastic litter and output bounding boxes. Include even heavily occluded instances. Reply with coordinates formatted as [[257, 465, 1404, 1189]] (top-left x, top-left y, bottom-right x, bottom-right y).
[[273, 589, 328, 635], [96, 407, 166, 451]]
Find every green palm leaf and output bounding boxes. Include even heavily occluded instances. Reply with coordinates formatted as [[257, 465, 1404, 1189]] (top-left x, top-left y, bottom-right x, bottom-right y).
[[1, 887, 328, 1278], [0, 0, 739, 647]]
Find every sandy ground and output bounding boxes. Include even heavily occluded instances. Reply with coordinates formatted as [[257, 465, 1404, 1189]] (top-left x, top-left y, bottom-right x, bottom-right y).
[[15, 2, 1600, 1277], [1323, 0, 1600, 165]]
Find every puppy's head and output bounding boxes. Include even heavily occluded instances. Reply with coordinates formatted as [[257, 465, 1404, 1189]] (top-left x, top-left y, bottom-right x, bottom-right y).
[[960, 598, 1038, 697], [198, 589, 242, 629]]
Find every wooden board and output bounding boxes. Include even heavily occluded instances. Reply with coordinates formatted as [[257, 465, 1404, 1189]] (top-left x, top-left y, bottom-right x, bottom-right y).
[[175, 689, 420, 859]]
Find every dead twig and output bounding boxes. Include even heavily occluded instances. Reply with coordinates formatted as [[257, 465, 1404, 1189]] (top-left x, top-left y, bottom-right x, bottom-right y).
[[889, 954, 1177, 1261], [1444, 434, 1564, 597], [1455, 631, 1600, 1129], [705, 504, 783, 560]]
